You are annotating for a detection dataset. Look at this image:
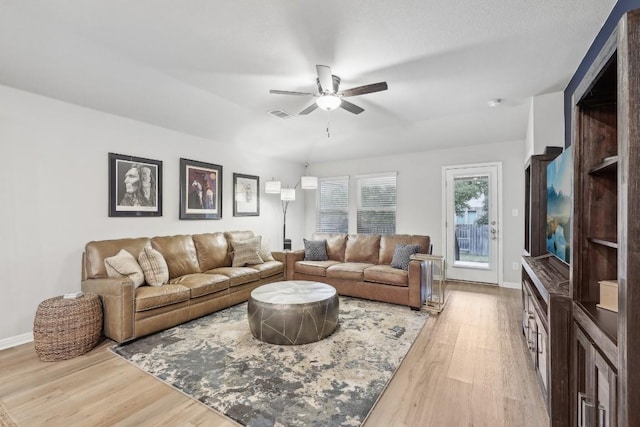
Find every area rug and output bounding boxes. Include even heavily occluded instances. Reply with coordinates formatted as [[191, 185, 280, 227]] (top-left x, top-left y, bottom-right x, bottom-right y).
[[111, 297, 429, 427]]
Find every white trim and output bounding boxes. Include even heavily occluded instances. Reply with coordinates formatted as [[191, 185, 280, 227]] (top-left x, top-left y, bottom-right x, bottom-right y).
[[501, 281, 521, 289], [442, 162, 502, 284], [354, 171, 398, 179], [0, 332, 33, 350]]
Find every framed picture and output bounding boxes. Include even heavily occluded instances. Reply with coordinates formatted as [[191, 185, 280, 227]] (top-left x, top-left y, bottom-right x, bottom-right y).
[[179, 158, 222, 220], [233, 173, 260, 217], [109, 153, 162, 217]]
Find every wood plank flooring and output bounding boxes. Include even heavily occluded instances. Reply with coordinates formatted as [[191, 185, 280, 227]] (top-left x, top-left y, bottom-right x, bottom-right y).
[[0, 283, 549, 426]]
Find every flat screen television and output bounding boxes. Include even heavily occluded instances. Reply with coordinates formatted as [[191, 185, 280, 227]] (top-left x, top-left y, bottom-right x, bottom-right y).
[[546, 145, 573, 264]]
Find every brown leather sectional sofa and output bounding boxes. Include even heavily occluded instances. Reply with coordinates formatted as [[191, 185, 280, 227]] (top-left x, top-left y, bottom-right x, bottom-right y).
[[81, 230, 284, 343], [285, 233, 431, 310]]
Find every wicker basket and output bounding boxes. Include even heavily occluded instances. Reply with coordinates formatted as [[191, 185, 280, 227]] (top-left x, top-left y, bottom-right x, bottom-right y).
[[33, 294, 102, 362]]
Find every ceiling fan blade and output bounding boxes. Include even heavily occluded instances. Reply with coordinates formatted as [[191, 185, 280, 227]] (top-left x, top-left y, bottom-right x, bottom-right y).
[[339, 99, 364, 114], [339, 82, 388, 97], [299, 102, 319, 115], [270, 89, 315, 96], [316, 65, 334, 93]]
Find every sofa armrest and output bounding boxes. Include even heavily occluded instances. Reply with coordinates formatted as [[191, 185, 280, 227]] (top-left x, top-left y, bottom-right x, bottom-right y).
[[285, 250, 305, 280], [81, 277, 135, 343]]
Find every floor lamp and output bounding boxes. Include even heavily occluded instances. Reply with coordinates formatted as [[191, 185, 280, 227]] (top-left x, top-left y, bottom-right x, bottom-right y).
[[266, 176, 318, 250]]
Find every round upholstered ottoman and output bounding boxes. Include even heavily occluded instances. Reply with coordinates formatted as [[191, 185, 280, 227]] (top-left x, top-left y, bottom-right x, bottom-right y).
[[33, 293, 103, 362], [248, 280, 339, 345]]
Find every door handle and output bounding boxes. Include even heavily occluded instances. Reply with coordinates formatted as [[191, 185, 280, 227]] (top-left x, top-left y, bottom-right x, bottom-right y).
[[490, 227, 497, 240]]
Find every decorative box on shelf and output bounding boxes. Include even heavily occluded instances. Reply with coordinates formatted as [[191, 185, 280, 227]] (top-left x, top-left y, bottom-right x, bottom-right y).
[[596, 280, 618, 313], [410, 253, 446, 313]]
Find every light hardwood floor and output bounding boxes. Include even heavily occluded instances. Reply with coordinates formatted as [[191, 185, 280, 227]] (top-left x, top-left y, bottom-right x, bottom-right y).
[[0, 283, 549, 426]]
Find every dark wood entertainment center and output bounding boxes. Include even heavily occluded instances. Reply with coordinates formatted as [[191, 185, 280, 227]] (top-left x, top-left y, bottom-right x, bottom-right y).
[[523, 8, 640, 426]]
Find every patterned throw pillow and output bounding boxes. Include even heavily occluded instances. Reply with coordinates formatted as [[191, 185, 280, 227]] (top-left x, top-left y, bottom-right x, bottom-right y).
[[303, 238, 329, 261], [231, 236, 264, 267], [138, 244, 169, 286], [390, 244, 421, 270], [258, 236, 275, 262], [104, 249, 145, 288]]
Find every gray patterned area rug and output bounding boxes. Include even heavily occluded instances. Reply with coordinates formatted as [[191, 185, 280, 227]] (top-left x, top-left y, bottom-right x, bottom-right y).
[[111, 297, 429, 427]]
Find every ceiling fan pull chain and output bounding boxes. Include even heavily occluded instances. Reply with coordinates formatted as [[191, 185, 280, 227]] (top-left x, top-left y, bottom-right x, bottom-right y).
[[326, 111, 331, 138]]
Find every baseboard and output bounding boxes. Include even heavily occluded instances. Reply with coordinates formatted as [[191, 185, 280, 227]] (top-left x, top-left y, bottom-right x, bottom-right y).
[[500, 281, 521, 289], [0, 332, 33, 350]]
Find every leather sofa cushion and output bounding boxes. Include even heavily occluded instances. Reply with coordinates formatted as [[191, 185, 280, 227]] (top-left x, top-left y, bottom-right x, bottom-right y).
[[312, 233, 347, 262], [151, 235, 201, 279], [206, 267, 260, 286], [364, 265, 409, 287], [135, 284, 190, 312], [224, 230, 255, 242], [345, 234, 381, 264], [294, 260, 341, 277], [249, 260, 284, 279], [326, 262, 373, 281], [192, 232, 230, 271], [379, 235, 414, 265], [84, 237, 150, 279], [169, 273, 229, 298]]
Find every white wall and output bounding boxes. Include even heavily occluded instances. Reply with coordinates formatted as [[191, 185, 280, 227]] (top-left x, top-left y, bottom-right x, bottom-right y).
[[303, 139, 525, 286], [0, 85, 307, 342], [525, 92, 565, 161]]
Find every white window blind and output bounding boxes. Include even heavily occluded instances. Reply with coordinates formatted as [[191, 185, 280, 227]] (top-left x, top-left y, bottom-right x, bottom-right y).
[[316, 176, 349, 233], [356, 173, 397, 234]]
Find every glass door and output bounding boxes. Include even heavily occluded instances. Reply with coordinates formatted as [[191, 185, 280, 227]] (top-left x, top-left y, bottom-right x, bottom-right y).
[[443, 163, 501, 284]]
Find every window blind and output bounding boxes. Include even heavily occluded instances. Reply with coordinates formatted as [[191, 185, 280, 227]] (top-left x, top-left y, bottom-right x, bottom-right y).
[[316, 176, 349, 233], [356, 173, 397, 234]]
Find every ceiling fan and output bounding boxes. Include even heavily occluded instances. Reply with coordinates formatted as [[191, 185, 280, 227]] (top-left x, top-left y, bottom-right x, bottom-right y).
[[269, 65, 388, 115]]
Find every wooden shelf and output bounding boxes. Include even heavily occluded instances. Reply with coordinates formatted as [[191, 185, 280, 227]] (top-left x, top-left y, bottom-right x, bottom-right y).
[[587, 236, 618, 249], [574, 301, 618, 365], [588, 156, 618, 175]]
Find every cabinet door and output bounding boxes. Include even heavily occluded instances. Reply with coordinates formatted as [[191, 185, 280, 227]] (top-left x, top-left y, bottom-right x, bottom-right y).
[[536, 315, 548, 392], [593, 350, 617, 427], [574, 324, 617, 426]]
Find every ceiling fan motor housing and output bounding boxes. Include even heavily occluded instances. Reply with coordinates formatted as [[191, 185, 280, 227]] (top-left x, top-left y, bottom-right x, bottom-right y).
[[316, 75, 341, 94]]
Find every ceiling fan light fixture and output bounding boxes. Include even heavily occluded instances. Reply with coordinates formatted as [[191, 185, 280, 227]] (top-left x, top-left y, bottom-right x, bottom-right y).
[[316, 94, 341, 111]]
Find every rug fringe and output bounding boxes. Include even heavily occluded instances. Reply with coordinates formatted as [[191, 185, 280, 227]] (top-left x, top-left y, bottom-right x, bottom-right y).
[[107, 346, 242, 426]]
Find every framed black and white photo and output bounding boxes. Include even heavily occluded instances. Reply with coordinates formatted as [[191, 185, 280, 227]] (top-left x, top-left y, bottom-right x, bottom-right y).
[[109, 153, 162, 217], [179, 158, 222, 220], [233, 173, 260, 217]]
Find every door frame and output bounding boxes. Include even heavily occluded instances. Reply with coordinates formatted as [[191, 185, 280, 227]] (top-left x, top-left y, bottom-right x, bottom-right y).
[[441, 162, 503, 285]]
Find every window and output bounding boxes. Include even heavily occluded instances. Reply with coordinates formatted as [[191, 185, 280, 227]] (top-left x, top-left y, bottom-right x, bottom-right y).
[[316, 176, 349, 233], [357, 173, 396, 234]]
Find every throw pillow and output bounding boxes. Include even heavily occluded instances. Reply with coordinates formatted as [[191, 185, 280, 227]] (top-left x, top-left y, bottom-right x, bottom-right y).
[[258, 236, 275, 262], [231, 236, 264, 267], [138, 244, 169, 286], [390, 244, 421, 270], [303, 238, 329, 261], [104, 249, 145, 288]]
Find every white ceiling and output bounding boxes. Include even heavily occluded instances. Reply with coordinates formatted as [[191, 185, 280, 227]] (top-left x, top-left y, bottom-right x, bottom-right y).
[[0, 1, 616, 164]]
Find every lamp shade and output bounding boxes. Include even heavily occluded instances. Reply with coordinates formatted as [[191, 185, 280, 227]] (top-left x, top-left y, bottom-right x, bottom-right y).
[[301, 176, 318, 189], [280, 188, 296, 201], [265, 180, 281, 194], [316, 94, 341, 111]]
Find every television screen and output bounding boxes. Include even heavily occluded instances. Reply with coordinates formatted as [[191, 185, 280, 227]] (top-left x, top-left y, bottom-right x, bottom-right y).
[[546, 146, 573, 264]]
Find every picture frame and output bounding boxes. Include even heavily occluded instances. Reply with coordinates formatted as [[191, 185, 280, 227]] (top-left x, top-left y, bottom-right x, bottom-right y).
[[179, 158, 223, 220], [233, 173, 260, 217], [109, 153, 162, 217]]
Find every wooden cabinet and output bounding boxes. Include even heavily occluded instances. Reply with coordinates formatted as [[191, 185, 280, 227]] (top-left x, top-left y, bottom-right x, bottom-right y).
[[524, 149, 562, 257], [574, 324, 617, 427], [521, 255, 571, 425], [570, 9, 640, 426]]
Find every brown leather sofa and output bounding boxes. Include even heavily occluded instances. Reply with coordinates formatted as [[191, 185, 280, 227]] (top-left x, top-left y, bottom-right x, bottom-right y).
[[285, 233, 431, 309], [81, 230, 284, 343]]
